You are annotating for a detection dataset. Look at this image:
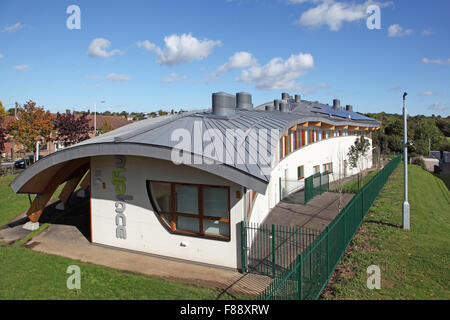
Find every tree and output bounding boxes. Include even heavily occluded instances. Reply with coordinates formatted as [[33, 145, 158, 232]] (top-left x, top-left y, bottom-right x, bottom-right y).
[[6, 100, 54, 153], [98, 120, 113, 134], [347, 136, 371, 189], [54, 110, 92, 147], [0, 101, 7, 152], [413, 118, 445, 155]]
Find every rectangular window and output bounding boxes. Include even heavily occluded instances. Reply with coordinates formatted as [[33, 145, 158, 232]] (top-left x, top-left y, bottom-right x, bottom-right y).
[[297, 165, 304, 180], [313, 165, 320, 174], [323, 162, 333, 173], [147, 181, 230, 241]]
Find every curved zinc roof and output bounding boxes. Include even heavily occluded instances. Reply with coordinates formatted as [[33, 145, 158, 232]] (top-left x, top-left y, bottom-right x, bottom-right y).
[[11, 98, 380, 195]]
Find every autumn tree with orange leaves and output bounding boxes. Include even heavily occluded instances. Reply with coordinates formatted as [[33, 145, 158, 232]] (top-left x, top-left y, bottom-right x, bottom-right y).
[[7, 100, 54, 154]]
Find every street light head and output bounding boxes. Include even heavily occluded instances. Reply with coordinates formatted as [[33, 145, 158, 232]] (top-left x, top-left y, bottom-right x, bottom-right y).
[[403, 92, 408, 100]]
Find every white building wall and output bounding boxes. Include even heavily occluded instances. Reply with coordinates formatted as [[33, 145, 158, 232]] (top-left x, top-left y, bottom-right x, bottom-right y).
[[248, 135, 373, 226], [89, 135, 372, 269], [90, 156, 243, 269]]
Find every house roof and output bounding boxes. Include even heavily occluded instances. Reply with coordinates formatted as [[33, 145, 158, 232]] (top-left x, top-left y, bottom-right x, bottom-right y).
[[11, 96, 380, 195]]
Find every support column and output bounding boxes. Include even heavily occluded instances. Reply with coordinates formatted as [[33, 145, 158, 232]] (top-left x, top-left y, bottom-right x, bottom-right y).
[[24, 159, 90, 228]]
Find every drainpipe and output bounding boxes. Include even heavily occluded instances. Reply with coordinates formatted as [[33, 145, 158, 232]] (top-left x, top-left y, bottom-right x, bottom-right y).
[[36, 141, 41, 161]]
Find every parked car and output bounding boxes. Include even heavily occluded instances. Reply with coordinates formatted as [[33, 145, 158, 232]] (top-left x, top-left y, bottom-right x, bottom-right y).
[[14, 155, 34, 169]]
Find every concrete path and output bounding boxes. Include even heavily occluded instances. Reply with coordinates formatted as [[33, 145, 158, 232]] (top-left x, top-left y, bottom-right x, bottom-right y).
[[263, 192, 354, 231]]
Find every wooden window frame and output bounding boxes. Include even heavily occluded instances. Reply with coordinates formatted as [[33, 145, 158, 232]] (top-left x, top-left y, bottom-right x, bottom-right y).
[[297, 165, 304, 180], [147, 180, 231, 241]]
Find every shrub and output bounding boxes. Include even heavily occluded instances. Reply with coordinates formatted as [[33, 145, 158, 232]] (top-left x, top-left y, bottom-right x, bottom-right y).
[[412, 157, 426, 170]]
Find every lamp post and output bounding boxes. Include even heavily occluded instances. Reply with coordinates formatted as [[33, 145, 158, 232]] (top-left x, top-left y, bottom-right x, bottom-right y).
[[402, 92, 410, 230], [94, 100, 106, 135]]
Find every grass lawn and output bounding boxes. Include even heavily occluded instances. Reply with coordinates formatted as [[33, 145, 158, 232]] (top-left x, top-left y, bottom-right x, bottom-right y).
[[0, 174, 248, 300], [340, 171, 379, 194], [0, 174, 35, 226], [0, 245, 246, 300], [322, 164, 450, 299]]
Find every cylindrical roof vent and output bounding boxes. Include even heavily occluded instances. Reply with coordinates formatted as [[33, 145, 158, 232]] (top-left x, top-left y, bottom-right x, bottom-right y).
[[280, 100, 289, 112], [281, 92, 290, 100], [236, 92, 253, 110], [333, 99, 340, 109], [212, 92, 235, 117], [265, 105, 274, 111], [345, 105, 353, 112], [295, 94, 301, 103], [274, 99, 281, 110]]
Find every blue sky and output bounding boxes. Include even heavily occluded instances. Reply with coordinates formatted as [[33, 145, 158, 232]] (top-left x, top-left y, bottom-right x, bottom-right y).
[[0, 0, 449, 116]]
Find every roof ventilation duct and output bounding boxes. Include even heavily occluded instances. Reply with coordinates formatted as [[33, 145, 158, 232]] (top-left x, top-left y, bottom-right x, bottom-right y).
[[274, 99, 281, 111], [236, 92, 253, 110], [212, 92, 236, 117], [280, 100, 290, 112], [295, 94, 301, 103], [281, 92, 290, 100], [333, 99, 341, 109], [265, 104, 275, 111], [345, 105, 353, 112]]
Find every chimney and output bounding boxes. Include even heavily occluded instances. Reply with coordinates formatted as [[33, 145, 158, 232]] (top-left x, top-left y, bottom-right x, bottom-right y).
[[280, 100, 290, 112], [281, 92, 290, 100], [274, 99, 281, 110], [236, 92, 253, 110], [295, 94, 301, 103], [212, 92, 236, 117], [345, 105, 353, 112], [333, 99, 340, 109]]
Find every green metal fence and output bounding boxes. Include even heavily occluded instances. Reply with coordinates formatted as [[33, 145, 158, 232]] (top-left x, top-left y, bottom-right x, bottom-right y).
[[243, 155, 401, 300], [304, 171, 330, 204], [279, 171, 329, 205], [240, 223, 321, 277]]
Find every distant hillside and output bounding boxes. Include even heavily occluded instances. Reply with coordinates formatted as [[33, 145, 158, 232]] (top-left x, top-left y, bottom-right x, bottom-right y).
[[364, 112, 450, 156]]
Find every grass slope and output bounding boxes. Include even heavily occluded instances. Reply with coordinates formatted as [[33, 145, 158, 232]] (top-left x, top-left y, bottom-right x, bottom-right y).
[[0, 175, 34, 226], [323, 164, 450, 299], [0, 246, 244, 300]]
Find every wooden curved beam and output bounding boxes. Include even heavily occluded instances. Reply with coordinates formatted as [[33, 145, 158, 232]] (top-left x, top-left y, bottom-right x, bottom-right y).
[[27, 159, 90, 222]]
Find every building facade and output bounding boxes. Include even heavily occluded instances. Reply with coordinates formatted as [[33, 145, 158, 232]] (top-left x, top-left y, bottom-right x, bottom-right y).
[[11, 92, 379, 270]]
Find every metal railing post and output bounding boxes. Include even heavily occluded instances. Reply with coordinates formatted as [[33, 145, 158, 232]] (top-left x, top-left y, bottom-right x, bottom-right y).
[[298, 253, 303, 300], [272, 224, 276, 278]]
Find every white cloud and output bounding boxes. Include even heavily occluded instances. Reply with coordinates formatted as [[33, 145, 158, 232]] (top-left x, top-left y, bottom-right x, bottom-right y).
[[2, 22, 23, 33], [12, 64, 29, 71], [422, 57, 450, 65], [0, 53, 3, 59], [419, 91, 436, 96], [236, 53, 314, 90], [161, 72, 187, 83], [104, 73, 132, 82], [428, 102, 449, 112], [88, 38, 121, 58], [218, 51, 257, 73], [136, 40, 156, 51], [421, 28, 433, 36], [138, 33, 222, 66], [296, 0, 388, 31], [387, 24, 413, 37]]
